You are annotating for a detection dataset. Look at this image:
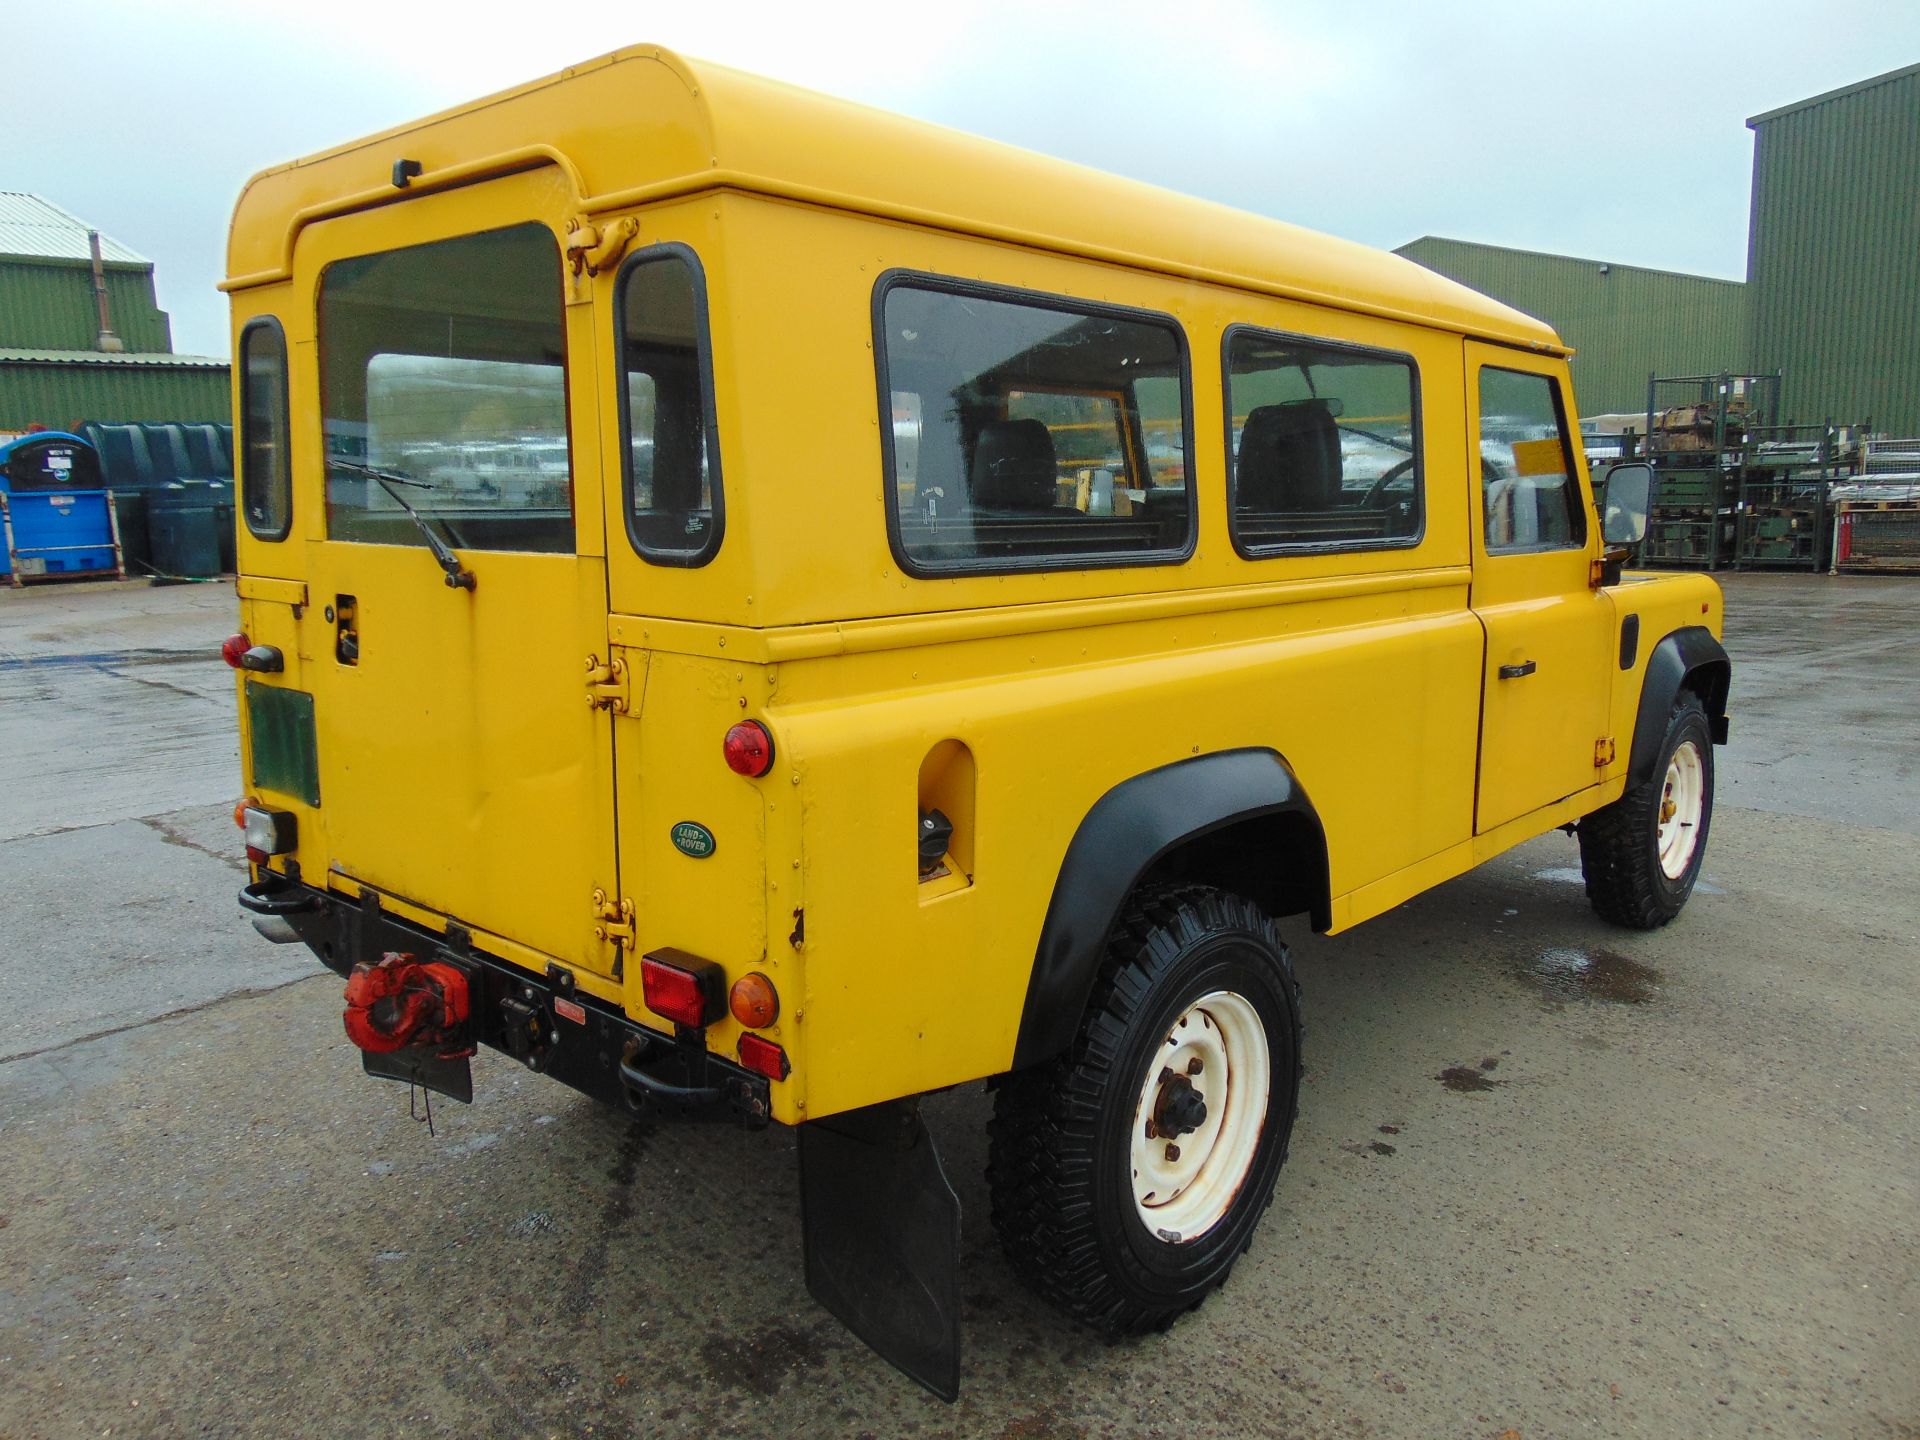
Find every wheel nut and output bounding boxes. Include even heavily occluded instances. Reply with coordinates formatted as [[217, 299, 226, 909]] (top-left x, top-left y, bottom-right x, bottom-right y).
[[1165, 1143, 1181, 1162], [1187, 1057, 1203, 1075]]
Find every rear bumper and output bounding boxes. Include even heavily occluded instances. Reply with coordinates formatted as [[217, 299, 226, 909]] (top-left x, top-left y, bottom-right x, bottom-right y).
[[242, 874, 773, 1125]]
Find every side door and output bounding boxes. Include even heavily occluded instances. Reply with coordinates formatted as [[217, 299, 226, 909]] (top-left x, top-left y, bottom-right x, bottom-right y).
[[294, 172, 624, 979], [1467, 343, 1615, 833]]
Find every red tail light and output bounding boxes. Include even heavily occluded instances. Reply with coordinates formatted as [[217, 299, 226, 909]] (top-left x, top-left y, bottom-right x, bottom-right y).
[[221, 633, 252, 668], [723, 720, 774, 777], [640, 950, 726, 1028], [737, 1033, 790, 1081]]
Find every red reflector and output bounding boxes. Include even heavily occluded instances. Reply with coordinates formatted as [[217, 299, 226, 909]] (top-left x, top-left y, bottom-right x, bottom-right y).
[[723, 720, 774, 778], [640, 952, 723, 1028], [221, 633, 252, 668], [245, 845, 268, 865], [737, 1033, 789, 1081]]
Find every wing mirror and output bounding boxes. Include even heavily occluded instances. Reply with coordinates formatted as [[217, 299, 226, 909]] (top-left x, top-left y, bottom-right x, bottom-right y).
[[1600, 462, 1652, 546]]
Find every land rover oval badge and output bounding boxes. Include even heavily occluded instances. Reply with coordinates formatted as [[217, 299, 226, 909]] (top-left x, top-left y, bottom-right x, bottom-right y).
[[670, 821, 717, 859]]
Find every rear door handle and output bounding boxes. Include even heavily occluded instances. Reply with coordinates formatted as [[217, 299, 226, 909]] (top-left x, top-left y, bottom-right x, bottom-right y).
[[1498, 660, 1537, 679]]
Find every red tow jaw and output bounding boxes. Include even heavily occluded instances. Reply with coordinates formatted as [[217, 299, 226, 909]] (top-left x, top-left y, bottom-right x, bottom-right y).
[[343, 953, 474, 1057]]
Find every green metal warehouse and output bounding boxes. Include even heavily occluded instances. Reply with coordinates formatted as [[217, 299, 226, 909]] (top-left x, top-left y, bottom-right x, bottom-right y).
[[1747, 64, 1920, 436], [0, 192, 228, 434], [1391, 237, 1746, 416]]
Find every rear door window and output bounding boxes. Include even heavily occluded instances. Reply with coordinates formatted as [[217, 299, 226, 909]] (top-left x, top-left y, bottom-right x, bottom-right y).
[[318, 222, 573, 554], [877, 276, 1193, 574]]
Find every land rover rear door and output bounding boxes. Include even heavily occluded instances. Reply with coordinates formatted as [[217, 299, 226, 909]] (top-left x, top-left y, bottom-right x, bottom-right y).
[[295, 171, 623, 979]]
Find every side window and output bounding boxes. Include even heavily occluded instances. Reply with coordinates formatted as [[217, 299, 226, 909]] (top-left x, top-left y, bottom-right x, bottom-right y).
[[878, 277, 1193, 574], [1224, 328, 1422, 553], [1478, 368, 1585, 553], [618, 246, 722, 566], [239, 319, 291, 540]]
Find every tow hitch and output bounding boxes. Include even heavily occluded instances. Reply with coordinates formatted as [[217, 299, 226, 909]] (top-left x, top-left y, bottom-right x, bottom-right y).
[[342, 952, 476, 1103]]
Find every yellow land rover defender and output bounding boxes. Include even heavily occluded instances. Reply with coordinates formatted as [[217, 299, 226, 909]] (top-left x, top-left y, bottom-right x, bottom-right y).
[[226, 48, 1730, 1398]]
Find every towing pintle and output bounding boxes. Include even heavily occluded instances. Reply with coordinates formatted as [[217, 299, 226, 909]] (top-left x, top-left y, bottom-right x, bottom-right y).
[[342, 951, 476, 1103]]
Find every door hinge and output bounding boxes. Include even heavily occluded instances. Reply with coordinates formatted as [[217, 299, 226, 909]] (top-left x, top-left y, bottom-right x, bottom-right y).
[[584, 654, 631, 713], [565, 214, 639, 277], [1594, 736, 1617, 768], [592, 887, 635, 948]]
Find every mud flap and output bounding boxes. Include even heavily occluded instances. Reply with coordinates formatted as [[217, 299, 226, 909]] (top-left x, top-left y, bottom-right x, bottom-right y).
[[361, 1047, 474, 1104], [798, 1100, 961, 1401]]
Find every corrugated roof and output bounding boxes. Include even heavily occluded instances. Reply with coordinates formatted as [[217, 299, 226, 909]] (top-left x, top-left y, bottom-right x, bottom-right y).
[[1747, 62, 1920, 127], [0, 347, 224, 368], [0, 193, 148, 265]]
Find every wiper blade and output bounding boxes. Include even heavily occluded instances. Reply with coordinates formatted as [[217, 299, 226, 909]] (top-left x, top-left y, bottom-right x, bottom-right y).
[[329, 460, 475, 591]]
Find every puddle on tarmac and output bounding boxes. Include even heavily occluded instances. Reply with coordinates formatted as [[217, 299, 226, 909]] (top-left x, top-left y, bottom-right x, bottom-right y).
[[1531, 865, 1725, 896], [1520, 946, 1661, 1005]]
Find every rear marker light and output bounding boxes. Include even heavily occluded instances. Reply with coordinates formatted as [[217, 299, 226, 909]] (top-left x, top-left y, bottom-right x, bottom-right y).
[[723, 720, 774, 778], [640, 949, 726, 1029], [737, 1033, 789, 1081], [729, 972, 779, 1028], [242, 805, 297, 865], [221, 633, 252, 668]]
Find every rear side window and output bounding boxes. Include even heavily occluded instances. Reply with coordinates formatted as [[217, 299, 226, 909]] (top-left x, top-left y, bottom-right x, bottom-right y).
[[1478, 368, 1584, 552], [318, 223, 573, 555], [877, 275, 1193, 575], [1224, 328, 1422, 554], [618, 246, 723, 566], [239, 319, 291, 539]]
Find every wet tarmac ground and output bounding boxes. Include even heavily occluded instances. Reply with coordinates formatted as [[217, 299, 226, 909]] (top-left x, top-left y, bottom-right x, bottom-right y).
[[1, 574, 1915, 1439]]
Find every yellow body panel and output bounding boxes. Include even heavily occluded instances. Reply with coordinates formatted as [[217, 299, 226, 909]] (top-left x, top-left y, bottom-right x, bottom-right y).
[[227, 47, 1723, 1126]]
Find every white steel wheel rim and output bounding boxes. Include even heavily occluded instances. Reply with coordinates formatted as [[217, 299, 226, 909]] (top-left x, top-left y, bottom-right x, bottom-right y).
[[1657, 739, 1706, 880], [1128, 989, 1270, 1242]]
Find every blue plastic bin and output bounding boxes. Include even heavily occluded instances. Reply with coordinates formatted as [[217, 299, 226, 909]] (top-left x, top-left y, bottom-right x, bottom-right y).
[[0, 432, 122, 583]]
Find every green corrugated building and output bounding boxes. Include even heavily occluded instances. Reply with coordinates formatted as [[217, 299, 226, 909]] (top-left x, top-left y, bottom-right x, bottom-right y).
[[0, 192, 229, 433], [1393, 237, 1747, 418], [1747, 64, 1920, 436]]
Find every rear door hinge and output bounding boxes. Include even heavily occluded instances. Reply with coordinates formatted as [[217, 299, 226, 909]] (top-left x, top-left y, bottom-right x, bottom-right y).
[[592, 887, 635, 949], [1594, 736, 1617, 768], [584, 654, 632, 714]]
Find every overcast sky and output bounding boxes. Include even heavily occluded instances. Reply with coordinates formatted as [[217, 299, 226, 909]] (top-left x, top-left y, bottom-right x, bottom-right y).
[[8, 1, 1917, 359]]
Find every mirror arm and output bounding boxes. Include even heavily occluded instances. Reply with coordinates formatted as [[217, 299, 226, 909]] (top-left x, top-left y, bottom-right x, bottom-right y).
[[1590, 546, 1631, 589]]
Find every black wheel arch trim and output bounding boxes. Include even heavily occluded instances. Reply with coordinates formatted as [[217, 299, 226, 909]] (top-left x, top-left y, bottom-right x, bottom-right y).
[[1011, 748, 1328, 1071], [1628, 626, 1731, 787]]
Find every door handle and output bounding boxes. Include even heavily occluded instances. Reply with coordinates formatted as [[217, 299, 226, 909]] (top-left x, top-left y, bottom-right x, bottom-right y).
[[1498, 660, 1537, 679]]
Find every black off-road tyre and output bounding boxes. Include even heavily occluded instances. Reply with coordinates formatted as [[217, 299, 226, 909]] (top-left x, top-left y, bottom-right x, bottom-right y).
[[986, 884, 1302, 1334], [1578, 691, 1715, 929]]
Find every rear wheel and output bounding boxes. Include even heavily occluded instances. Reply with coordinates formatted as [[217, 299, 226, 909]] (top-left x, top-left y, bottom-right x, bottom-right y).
[[987, 885, 1301, 1333], [1578, 691, 1715, 928]]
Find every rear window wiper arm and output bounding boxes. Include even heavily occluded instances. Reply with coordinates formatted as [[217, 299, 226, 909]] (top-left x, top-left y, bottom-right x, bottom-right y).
[[328, 460, 475, 590]]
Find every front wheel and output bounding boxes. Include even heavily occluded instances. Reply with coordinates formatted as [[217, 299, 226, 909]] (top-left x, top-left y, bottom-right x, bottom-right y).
[[1578, 691, 1716, 928], [987, 885, 1301, 1333]]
